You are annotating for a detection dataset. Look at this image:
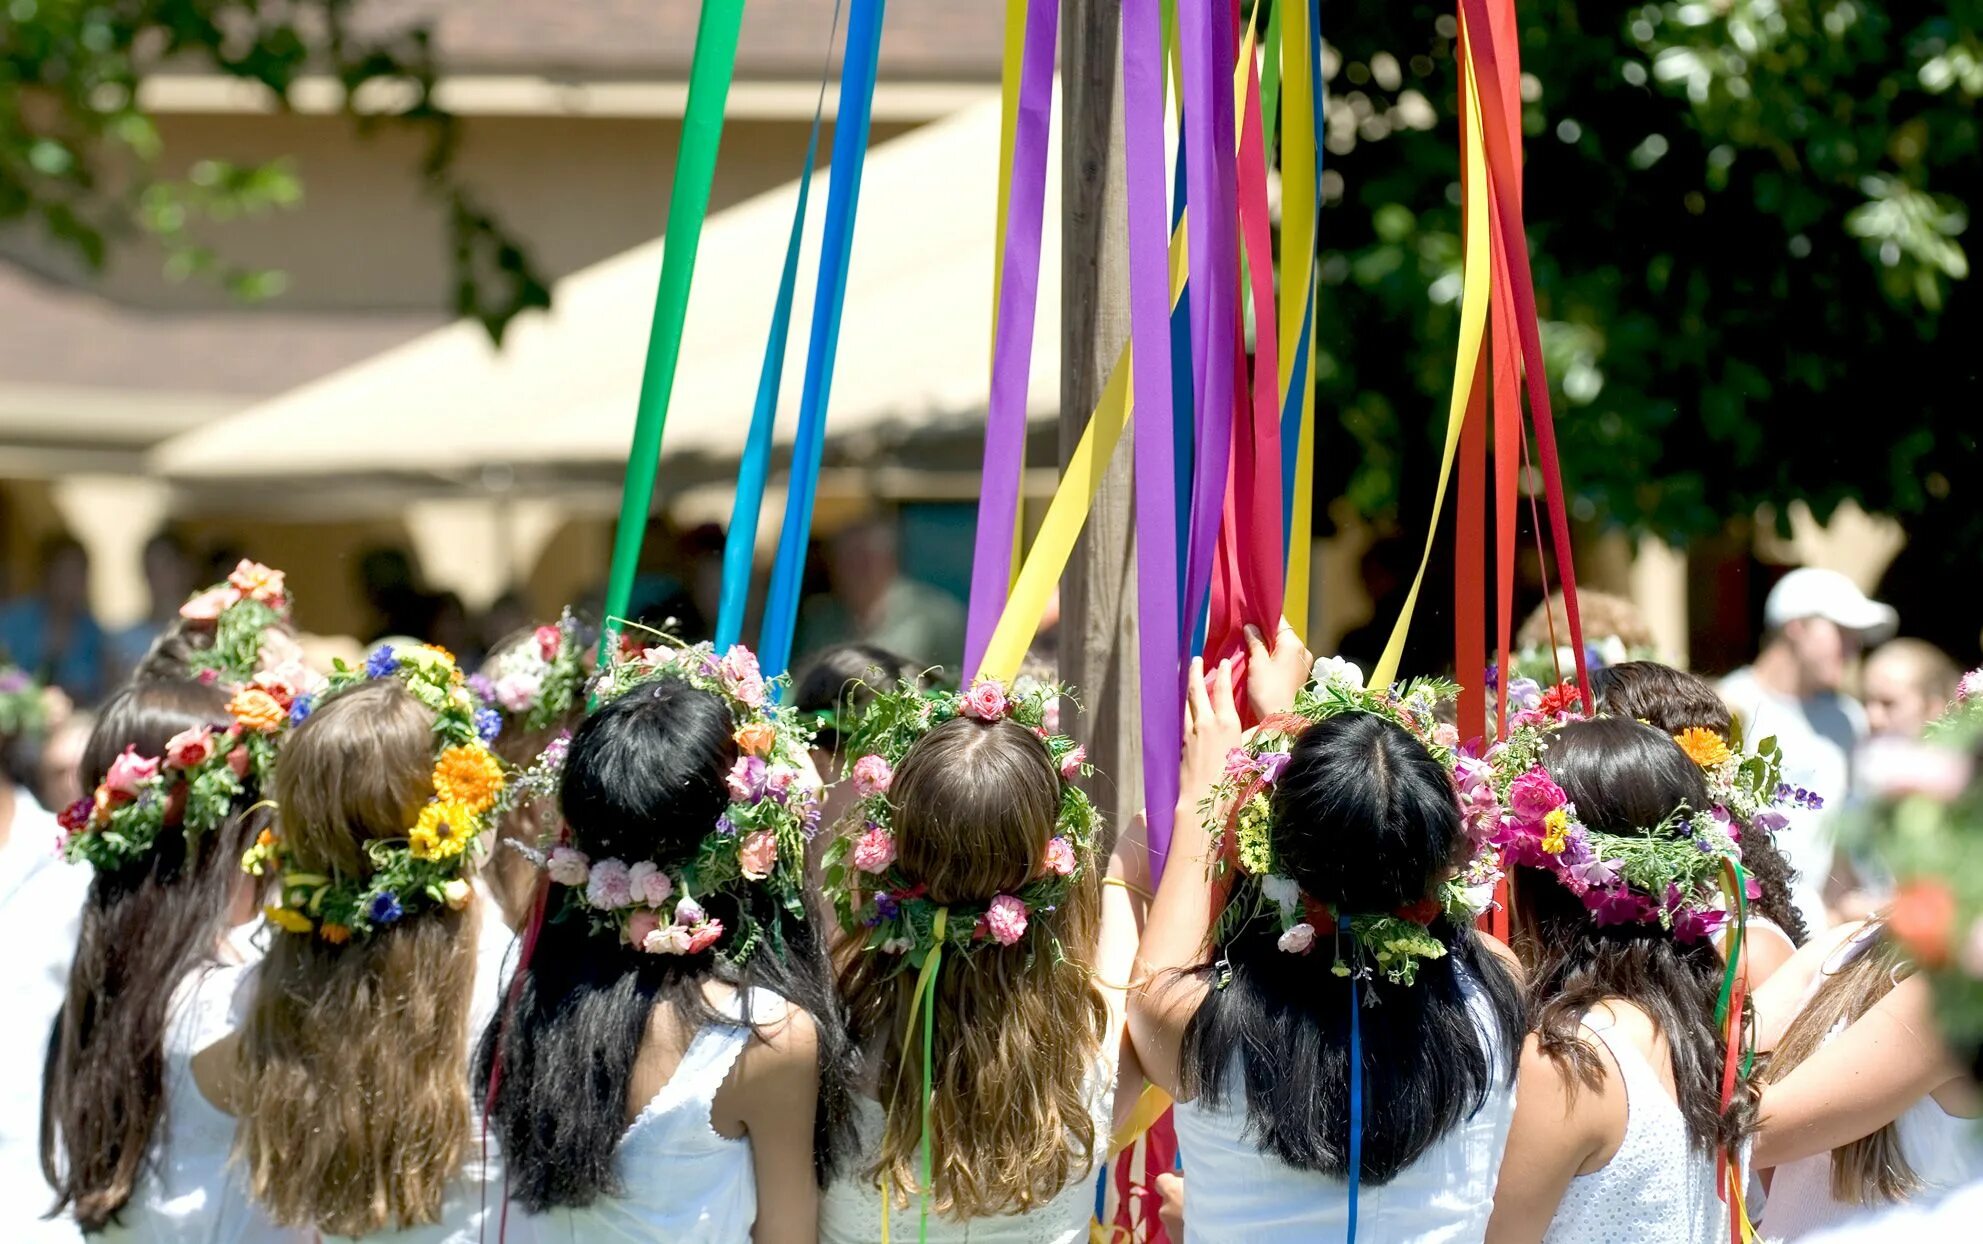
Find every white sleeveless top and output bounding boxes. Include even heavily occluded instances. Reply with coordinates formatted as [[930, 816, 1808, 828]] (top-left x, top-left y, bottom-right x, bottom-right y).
[[508, 987, 784, 1244], [818, 1050, 1118, 1243], [1170, 970, 1518, 1243], [1542, 1016, 1725, 1244], [100, 963, 303, 1244]]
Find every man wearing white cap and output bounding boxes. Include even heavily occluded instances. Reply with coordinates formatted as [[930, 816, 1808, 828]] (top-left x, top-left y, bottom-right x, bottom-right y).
[[1718, 567, 1899, 930]]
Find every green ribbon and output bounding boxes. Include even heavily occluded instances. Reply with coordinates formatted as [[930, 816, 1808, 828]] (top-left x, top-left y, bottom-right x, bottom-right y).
[[899, 906, 948, 1244], [595, 0, 747, 676]]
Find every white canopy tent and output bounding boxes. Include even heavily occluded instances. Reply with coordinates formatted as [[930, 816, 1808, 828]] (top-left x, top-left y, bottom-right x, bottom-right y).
[[152, 93, 1062, 480]]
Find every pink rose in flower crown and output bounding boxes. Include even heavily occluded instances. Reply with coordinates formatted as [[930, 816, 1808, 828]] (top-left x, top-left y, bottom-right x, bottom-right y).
[[853, 754, 894, 797], [963, 679, 1009, 721], [534, 624, 563, 663], [494, 670, 544, 714], [1059, 746, 1086, 780], [1042, 836, 1077, 876], [1433, 723, 1461, 749], [627, 861, 674, 906], [686, 919, 725, 954], [1223, 748, 1259, 780], [227, 560, 287, 606], [726, 755, 768, 802], [625, 909, 661, 948], [984, 894, 1029, 945], [853, 826, 896, 874], [1277, 922, 1317, 954], [1042, 698, 1061, 734], [104, 748, 162, 801], [1507, 769, 1568, 823], [739, 830, 778, 880], [643, 924, 693, 955], [179, 584, 242, 622], [164, 726, 217, 770], [765, 766, 799, 800], [585, 859, 633, 910], [720, 645, 768, 707]]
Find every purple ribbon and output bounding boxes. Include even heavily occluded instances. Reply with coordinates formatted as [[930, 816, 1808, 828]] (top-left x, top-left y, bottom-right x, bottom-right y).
[[962, 0, 1061, 675]]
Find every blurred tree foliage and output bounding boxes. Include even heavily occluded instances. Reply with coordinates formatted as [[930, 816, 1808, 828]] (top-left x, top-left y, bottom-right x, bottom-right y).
[[0, 0, 548, 339], [1310, 1, 1980, 546]]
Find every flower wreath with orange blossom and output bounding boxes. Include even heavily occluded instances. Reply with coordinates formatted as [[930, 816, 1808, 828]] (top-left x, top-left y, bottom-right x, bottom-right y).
[[519, 634, 825, 966], [246, 643, 506, 943]]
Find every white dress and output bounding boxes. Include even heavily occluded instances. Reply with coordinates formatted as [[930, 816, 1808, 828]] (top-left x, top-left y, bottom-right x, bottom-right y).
[[100, 964, 303, 1244], [1171, 971, 1518, 1244], [0, 787, 91, 1244], [818, 1051, 1118, 1243], [508, 988, 787, 1244], [1798, 1176, 1983, 1241], [1542, 1016, 1725, 1244], [1761, 1084, 1983, 1239]]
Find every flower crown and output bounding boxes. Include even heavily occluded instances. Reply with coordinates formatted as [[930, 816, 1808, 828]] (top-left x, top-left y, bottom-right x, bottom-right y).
[[1485, 716, 1744, 942], [251, 643, 506, 942], [470, 613, 590, 735], [1670, 724, 1819, 836], [526, 637, 824, 964], [0, 665, 46, 740], [1207, 660, 1497, 986], [60, 690, 284, 873], [177, 560, 293, 688], [1927, 667, 1983, 741], [822, 676, 1099, 966]]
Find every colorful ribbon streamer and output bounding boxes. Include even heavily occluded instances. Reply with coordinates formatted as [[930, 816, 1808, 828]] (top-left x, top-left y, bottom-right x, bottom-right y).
[[714, 0, 845, 651], [1348, 974, 1364, 1242], [964, 0, 1061, 675], [596, 0, 746, 663], [757, 0, 888, 681]]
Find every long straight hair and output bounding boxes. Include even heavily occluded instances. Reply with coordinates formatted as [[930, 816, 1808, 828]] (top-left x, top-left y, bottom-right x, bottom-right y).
[[476, 677, 853, 1210], [233, 680, 480, 1235], [837, 716, 1110, 1218], [1514, 716, 1756, 1154], [40, 679, 264, 1232], [1765, 921, 1919, 1202], [1180, 711, 1525, 1181]]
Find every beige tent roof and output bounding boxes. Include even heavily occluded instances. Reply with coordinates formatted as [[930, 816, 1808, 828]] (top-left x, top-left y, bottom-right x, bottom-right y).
[[153, 95, 1060, 480]]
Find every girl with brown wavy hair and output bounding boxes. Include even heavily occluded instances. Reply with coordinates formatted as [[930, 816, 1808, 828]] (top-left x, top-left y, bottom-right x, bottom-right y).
[[819, 676, 1145, 1242], [197, 671, 516, 1241], [38, 678, 286, 1239]]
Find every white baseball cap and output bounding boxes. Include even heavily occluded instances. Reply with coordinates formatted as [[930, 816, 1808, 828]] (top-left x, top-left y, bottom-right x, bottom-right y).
[[1764, 567, 1898, 641]]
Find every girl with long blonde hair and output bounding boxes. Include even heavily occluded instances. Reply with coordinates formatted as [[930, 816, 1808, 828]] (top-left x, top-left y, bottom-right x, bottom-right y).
[[819, 674, 1144, 1242]]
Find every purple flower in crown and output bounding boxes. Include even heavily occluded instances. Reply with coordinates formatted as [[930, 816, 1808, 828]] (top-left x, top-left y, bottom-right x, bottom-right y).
[[726, 755, 768, 802], [289, 694, 316, 727], [1483, 663, 1501, 692], [1569, 856, 1620, 890], [1584, 885, 1655, 927], [1751, 809, 1788, 836], [1507, 677, 1543, 713], [1256, 752, 1292, 786], [474, 707, 504, 743], [765, 765, 799, 802], [365, 646, 400, 679], [873, 891, 902, 921], [801, 800, 823, 837], [468, 672, 496, 704], [714, 814, 738, 837], [542, 731, 572, 770], [0, 669, 30, 693]]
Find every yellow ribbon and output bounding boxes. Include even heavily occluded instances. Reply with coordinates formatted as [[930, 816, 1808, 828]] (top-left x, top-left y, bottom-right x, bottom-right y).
[[1278, 0, 1319, 637], [1370, 35, 1491, 689]]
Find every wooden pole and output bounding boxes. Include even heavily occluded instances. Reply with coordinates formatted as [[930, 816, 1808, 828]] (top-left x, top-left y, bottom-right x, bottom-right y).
[[1060, 0, 1140, 841]]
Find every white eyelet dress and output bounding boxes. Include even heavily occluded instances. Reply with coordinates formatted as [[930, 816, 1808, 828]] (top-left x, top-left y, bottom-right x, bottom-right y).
[[817, 1051, 1119, 1243], [1170, 967, 1518, 1244], [1541, 1016, 1726, 1244], [510, 988, 787, 1244]]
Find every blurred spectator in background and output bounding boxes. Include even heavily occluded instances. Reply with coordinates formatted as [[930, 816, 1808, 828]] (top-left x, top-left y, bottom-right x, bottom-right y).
[[0, 535, 107, 705], [479, 590, 533, 657], [357, 546, 440, 642], [792, 642, 921, 850], [427, 590, 480, 669], [1514, 588, 1659, 682], [796, 516, 965, 675], [1719, 567, 1898, 929], [34, 703, 90, 820], [1862, 638, 1961, 739], [108, 532, 196, 675]]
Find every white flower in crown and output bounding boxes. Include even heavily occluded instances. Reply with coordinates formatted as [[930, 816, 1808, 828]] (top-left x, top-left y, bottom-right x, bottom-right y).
[[1260, 874, 1302, 914], [1312, 655, 1364, 692]]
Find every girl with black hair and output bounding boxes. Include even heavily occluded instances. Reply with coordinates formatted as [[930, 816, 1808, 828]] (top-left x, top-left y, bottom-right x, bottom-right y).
[[1131, 632, 1525, 1242], [478, 645, 850, 1243], [1487, 716, 1756, 1243]]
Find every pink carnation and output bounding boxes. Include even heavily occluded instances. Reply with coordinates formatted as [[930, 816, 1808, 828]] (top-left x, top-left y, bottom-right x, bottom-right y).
[[535, 624, 563, 662], [627, 861, 674, 906], [984, 894, 1029, 945], [546, 846, 589, 887], [853, 754, 894, 797], [164, 726, 217, 770], [625, 909, 661, 948], [1223, 748, 1259, 779], [585, 858, 633, 909], [643, 924, 693, 955], [1433, 723, 1461, 749], [963, 679, 1009, 721], [226, 560, 287, 606], [494, 670, 544, 713], [1042, 836, 1077, 876], [1959, 669, 1983, 702], [1059, 745, 1087, 779], [686, 919, 726, 954], [1042, 698, 1061, 734], [104, 747, 162, 800], [179, 584, 242, 622], [1507, 769, 1568, 822], [852, 826, 896, 874], [739, 830, 778, 881]]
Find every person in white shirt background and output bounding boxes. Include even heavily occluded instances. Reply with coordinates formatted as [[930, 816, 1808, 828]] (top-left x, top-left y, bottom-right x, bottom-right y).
[[1718, 568, 1899, 930]]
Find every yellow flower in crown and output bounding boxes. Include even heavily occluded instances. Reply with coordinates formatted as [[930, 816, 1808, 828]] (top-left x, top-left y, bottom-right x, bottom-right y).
[[1541, 807, 1571, 855], [410, 801, 476, 861], [265, 904, 314, 935], [432, 744, 505, 813], [1674, 727, 1733, 770]]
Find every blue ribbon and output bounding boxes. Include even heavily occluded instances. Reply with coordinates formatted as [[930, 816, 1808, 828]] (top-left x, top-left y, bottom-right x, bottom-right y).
[[1348, 973, 1363, 1243], [757, 0, 888, 680], [715, 0, 845, 651]]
